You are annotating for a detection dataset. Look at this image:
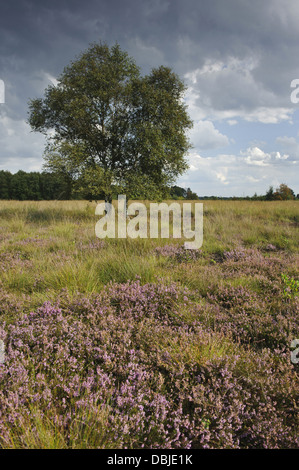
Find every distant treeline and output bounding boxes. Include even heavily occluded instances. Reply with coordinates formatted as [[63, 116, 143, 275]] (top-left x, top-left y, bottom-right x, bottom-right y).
[[168, 184, 299, 201], [0, 170, 298, 201], [0, 170, 72, 200]]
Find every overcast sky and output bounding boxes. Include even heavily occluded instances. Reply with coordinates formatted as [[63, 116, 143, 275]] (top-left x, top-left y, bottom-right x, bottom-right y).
[[1, 0, 299, 197]]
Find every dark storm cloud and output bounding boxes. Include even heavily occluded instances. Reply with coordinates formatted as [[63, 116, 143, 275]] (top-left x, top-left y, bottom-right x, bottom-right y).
[[0, 0, 298, 193], [0, 0, 178, 118], [175, 0, 299, 120], [1, 0, 299, 118], [0, 0, 180, 168], [0, 0, 175, 75]]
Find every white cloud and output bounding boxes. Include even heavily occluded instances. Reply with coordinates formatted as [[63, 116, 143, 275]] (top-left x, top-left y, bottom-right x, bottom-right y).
[[244, 108, 294, 124], [0, 114, 45, 172], [241, 146, 290, 166], [276, 135, 299, 160], [242, 147, 271, 166], [178, 145, 298, 197], [189, 120, 230, 150], [43, 72, 59, 87], [184, 57, 294, 124], [216, 170, 229, 184]]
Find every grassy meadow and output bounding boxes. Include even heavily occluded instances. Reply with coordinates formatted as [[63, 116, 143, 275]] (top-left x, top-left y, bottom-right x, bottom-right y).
[[0, 199, 298, 448]]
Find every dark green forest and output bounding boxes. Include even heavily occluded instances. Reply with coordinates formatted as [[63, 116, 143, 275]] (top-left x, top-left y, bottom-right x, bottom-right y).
[[0, 170, 200, 200], [0, 169, 298, 201], [0, 170, 72, 200]]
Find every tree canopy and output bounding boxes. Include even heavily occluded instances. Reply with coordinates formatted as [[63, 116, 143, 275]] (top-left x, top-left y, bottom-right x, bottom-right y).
[[265, 183, 296, 201], [0, 170, 72, 200], [28, 42, 193, 201]]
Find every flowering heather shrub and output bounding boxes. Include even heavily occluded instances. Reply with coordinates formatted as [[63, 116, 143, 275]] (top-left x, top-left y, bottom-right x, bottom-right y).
[[190, 349, 298, 449], [0, 288, 28, 318], [0, 251, 32, 272], [221, 247, 296, 282], [16, 237, 50, 247], [155, 244, 182, 258], [155, 244, 202, 263], [0, 288, 195, 448], [206, 285, 299, 350], [76, 240, 106, 251], [223, 248, 247, 262], [0, 280, 298, 448]]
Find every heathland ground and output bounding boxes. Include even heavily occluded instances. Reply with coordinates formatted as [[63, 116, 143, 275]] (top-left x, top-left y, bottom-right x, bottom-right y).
[[0, 199, 298, 448]]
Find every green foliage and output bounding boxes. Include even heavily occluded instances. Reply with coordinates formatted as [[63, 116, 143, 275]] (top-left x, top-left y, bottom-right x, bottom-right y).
[[281, 273, 299, 299], [28, 42, 193, 201], [186, 187, 199, 200], [265, 183, 296, 201], [170, 185, 187, 199], [0, 170, 12, 199], [0, 170, 71, 200], [265, 185, 274, 201], [0, 171, 198, 202]]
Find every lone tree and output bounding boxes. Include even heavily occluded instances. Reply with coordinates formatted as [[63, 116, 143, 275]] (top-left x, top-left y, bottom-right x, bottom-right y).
[[265, 183, 295, 200], [28, 42, 193, 202]]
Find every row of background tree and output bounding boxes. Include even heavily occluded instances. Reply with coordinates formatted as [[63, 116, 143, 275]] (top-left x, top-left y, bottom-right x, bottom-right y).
[[0, 170, 298, 201]]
